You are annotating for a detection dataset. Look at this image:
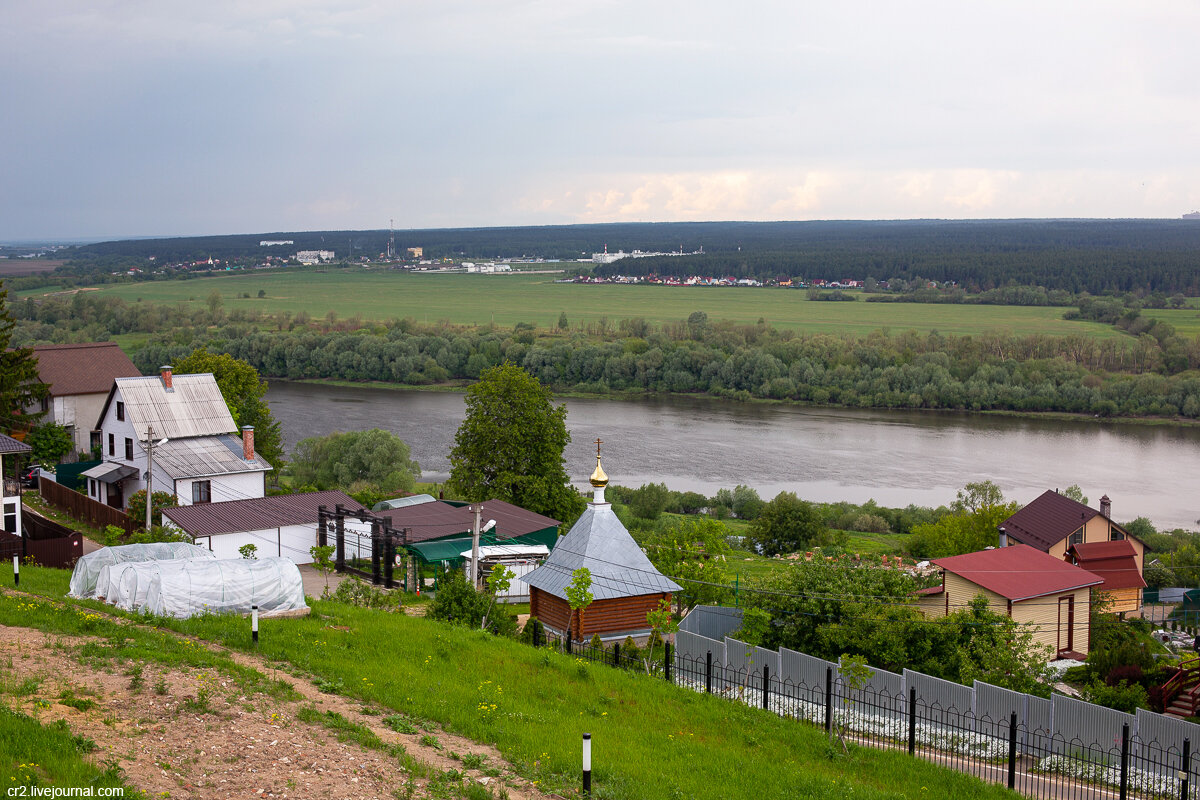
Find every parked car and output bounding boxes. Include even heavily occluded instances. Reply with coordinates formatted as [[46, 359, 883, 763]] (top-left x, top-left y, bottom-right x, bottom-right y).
[[19, 466, 45, 489]]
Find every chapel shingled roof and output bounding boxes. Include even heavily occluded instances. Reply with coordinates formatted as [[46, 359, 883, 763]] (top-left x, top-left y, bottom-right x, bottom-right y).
[[521, 502, 681, 601]]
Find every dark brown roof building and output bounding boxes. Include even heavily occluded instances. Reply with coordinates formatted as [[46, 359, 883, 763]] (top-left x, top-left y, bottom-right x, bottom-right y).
[[33, 342, 140, 397]]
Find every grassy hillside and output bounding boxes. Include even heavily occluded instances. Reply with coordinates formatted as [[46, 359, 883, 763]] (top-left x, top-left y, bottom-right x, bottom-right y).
[[78, 269, 1159, 338], [4, 564, 1018, 800]]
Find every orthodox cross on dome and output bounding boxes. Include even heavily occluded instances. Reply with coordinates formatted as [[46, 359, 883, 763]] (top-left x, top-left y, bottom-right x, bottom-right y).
[[590, 437, 609, 501]]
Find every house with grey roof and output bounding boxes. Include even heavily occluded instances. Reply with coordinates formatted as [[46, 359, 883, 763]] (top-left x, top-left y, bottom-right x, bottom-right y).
[[86, 367, 271, 511], [523, 449, 680, 641], [29, 342, 141, 457]]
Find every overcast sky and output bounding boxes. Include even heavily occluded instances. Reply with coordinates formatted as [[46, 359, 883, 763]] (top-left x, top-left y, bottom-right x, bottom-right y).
[[4, 1, 1199, 240]]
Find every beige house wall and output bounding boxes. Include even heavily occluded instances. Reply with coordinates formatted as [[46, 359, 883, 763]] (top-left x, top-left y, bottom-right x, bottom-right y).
[[918, 573, 1093, 655], [1010, 586, 1092, 655], [1045, 517, 1145, 572], [1094, 586, 1141, 615]]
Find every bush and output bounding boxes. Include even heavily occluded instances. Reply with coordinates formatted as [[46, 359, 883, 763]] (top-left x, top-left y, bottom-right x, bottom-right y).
[[428, 569, 488, 627], [519, 616, 545, 645], [1081, 680, 1148, 714], [328, 577, 403, 611], [125, 490, 178, 530]]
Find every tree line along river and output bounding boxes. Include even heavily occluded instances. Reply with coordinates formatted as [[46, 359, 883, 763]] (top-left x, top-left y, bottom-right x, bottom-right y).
[[266, 381, 1200, 532]]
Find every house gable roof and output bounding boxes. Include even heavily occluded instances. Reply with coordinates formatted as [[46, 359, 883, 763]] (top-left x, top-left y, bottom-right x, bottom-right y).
[[1000, 490, 1136, 552], [99, 374, 235, 439], [1068, 541, 1147, 591], [521, 502, 681, 601], [0, 433, 32, 455], [933, 544, 1103, 602], [163, 490, 360, 537], [376, 499, 560, 545], [33, 342, 140, 397]]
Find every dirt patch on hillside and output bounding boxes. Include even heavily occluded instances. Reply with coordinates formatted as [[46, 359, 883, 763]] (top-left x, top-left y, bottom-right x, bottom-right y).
[[0, 626, 552, 800]]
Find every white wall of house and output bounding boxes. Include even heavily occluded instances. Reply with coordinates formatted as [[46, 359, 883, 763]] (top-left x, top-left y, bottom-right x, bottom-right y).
[[96, 387, 266, 509], [49, 393, 109, 455], [1, 453, 21, 537], [173, 472, 265, 507], [189, 520, 372, 565]]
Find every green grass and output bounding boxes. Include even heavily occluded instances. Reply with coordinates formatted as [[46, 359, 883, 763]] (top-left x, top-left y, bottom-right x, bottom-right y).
[[87, 270, 1123, 339], [0, 706, 133, 792], [7, 565, 1019, 800]]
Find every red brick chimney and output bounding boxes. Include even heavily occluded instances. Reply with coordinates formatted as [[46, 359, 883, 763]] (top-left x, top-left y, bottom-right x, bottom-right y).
[[1100, 494, 1111, 518], [160, 365, 173, 390], [242, 426, 255, 460]]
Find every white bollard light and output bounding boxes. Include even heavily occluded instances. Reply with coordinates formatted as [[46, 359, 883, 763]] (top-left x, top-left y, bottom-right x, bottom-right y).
[[251, 605, 259, 644], [582, 732, 592, 796]]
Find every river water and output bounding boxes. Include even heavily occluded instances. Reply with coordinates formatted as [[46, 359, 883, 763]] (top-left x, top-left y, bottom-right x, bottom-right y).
[[266, 381, 1200, 531]]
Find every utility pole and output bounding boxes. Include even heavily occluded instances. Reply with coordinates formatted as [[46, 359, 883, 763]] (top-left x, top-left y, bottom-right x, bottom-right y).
[[144, 424, 155, 532], [469, 503, 483, 589]]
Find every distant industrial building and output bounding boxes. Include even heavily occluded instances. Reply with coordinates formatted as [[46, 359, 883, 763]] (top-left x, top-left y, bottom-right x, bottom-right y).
[[259, 240, 294, 246], [407, 247, 424, 258], [295, 250, 335, 264]]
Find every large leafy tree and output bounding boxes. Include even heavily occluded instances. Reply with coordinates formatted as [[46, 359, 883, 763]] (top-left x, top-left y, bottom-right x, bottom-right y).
[[0, 280, 48, 435], [173, 348, 285, 477], [291, 428, 419, 494], [908, 480, 1018, 558], [748, 491, 826, 555], [448, 362, 584, 524], [639, 516, 732, 614]]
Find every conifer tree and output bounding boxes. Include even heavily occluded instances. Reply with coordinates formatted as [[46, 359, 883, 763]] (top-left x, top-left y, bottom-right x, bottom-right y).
[[0, 280, 48, 435]]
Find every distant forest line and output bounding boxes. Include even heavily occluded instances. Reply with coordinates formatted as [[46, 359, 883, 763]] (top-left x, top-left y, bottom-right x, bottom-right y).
[[12, 291, 1200, 420], [46, 219, 1200, 296]]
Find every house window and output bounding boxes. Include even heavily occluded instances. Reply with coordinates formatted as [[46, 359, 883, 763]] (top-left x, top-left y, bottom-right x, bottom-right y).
[[125, 437, 133, 461], [192, 481, 211, 504], [2, 504, 15, 534], [108, 433, 115, 456], [1069, 529, 1083, 546], [116, 401, 124, 421], [89, 479, 96, 497], [1111, 528, 1125, 541]]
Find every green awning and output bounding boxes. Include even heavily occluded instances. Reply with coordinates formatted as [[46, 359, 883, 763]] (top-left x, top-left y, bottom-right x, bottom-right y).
[[406, 526, 559, 564]]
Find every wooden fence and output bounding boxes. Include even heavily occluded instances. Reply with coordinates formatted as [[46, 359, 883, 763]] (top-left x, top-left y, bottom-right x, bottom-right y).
[[39, 480, 133, 537], [0, 511, 84, 569]]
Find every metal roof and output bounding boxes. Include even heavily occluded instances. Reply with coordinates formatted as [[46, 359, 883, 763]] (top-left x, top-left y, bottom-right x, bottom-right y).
[[33, 342, 140, 397], [521, 502, 681, 601], [0, 433, 32, 455], [376, 498, 560, 544], [1000, 490, 1137, 552], [80, 462, 139, 483], [1068, 541, 1147, 591], [933, 544, 1104, 602], [109, 374, 236, 439], [153, 434, 271, 480], [163, 490, 360, 537]]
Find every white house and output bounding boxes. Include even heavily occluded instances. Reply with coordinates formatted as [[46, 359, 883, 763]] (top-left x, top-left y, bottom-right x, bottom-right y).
[[85, 367, 271, 510], [162, 490, 370, 563], [1, 433, 32, 537]]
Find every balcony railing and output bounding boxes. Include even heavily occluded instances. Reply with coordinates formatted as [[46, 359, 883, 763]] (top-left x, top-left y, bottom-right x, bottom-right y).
[[1, 478, 17, 498]]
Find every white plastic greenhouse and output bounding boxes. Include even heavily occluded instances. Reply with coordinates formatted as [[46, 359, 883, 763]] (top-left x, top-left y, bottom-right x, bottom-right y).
[[96, 559, 210, 612], [143, 557, 308, 619], [68, 542, 215, 599]]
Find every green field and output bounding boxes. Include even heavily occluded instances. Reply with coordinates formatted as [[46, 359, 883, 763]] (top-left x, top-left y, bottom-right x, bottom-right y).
[[79, 269, 1148, 338]]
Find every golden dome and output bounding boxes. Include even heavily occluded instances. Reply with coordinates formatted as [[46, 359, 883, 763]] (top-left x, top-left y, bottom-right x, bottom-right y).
[[590, 455, 609, 488]]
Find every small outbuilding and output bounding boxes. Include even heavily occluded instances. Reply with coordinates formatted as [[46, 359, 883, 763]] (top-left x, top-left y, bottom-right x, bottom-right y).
[[1067, 540, 1146, 615], [522, 448, 680, 642], [916, 543, 1103, 658]]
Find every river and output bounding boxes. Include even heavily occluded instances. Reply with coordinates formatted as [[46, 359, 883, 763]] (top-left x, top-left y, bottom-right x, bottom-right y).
[[266, 381, 1200, 531]]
